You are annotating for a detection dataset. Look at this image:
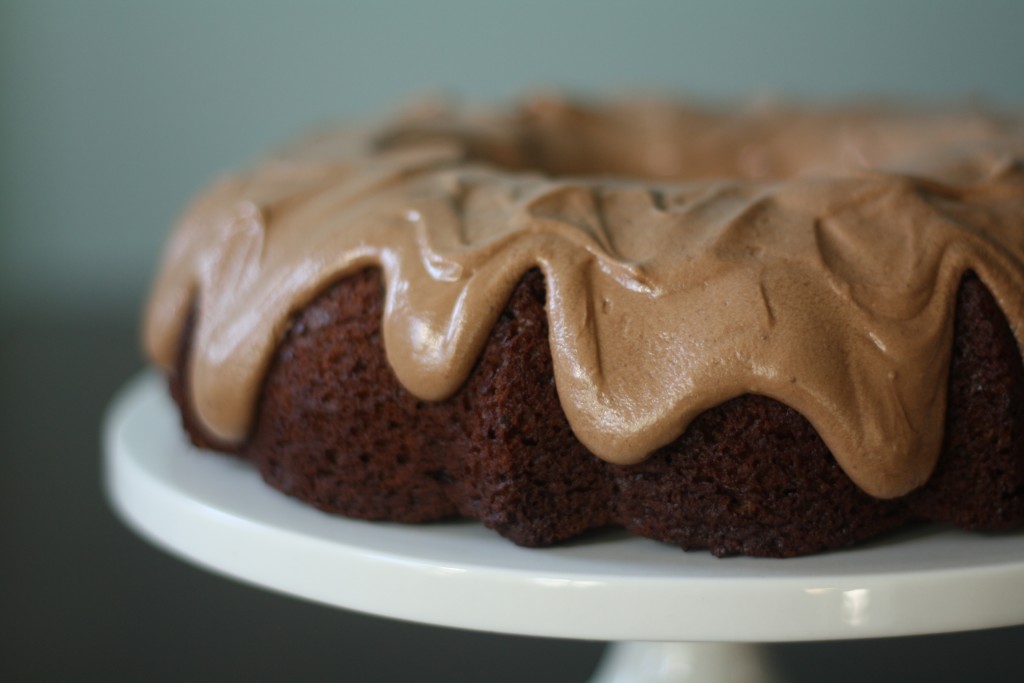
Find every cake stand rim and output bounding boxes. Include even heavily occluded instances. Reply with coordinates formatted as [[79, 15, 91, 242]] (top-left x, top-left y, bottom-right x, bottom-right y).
[[104, 371, 1024, 642]]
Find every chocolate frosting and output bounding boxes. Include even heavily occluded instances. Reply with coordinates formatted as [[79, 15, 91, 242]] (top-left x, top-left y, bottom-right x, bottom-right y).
[[144, 96, 1024, 498]]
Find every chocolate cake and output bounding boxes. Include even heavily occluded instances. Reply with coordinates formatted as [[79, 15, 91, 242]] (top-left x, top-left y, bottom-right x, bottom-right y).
[[146, 96, 1024, 557]]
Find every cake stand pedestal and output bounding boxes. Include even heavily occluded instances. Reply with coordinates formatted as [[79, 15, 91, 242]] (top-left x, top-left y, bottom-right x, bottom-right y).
[[104, 373, 1024, 683]]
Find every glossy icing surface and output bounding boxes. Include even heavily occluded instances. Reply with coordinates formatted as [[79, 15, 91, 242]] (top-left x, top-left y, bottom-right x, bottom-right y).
[[145, 96, 1024, 498]]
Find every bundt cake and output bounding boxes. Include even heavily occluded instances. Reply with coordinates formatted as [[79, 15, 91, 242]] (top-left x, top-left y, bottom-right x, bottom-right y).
[[144, 96, 1024, 557]]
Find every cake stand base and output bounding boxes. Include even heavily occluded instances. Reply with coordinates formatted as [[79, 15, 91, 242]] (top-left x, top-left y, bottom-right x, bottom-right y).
[[589, 641, 779, 683], [104, 373, 1024, 681]]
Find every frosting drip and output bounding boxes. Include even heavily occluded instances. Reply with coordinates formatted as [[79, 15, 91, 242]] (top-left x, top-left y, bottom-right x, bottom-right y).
[[144, 96, 1024, 499]]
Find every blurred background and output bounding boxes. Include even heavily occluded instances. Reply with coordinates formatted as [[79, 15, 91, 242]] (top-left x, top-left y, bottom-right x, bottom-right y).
[[2, 1, 1023, 680]]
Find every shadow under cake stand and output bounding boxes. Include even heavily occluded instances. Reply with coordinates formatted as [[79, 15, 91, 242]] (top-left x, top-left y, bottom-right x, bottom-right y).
[[104, 373, 1024, 683]]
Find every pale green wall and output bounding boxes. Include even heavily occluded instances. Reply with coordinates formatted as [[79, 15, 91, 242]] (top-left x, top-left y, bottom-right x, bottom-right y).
[[3, 0, 1023, 314]]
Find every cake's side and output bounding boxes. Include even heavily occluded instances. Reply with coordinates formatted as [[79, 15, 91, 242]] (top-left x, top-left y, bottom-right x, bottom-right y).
[[169, 268, 1024, 557], [905, 271, 1024, 529]]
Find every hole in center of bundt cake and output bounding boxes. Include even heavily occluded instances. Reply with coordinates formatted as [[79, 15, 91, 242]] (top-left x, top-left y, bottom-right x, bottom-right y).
[[375, 98, 1005, 184]]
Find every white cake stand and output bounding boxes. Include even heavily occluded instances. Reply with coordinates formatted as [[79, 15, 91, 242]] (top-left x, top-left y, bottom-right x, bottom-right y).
[[104, 373, 1024, 683]]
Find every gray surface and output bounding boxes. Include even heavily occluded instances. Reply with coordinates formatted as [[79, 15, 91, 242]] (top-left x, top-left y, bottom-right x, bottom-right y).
[[2, 310, 1023, 681]]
